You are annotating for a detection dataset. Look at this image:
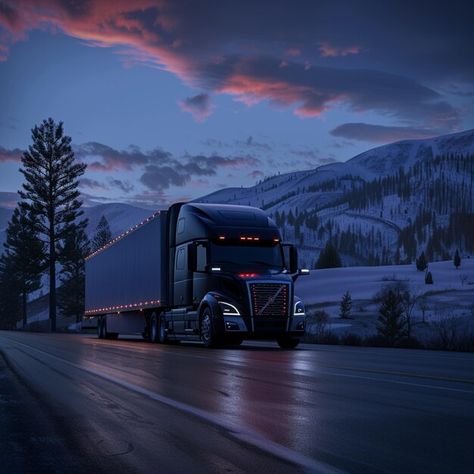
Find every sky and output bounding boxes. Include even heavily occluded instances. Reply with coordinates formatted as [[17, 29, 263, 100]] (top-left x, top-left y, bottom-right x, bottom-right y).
[[0, 0, 473, 209]]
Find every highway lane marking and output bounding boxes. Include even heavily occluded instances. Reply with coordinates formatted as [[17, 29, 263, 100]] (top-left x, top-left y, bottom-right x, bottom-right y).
[[323, 365, 474, 385], [10, 333, 474, 390], [322, 370, 474, 395], [2, 337, 343, 474]]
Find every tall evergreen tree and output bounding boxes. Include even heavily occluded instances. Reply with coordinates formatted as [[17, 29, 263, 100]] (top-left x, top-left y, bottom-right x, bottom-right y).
[[2, 207, 44, 327], [376, 290, 407, 346], [58, 226, 90, 323], [453, 249, 461, 269], [315, 241, 342, 269], [91, 215, 112, 252], [0, 254, 22, 329], [19, 118, 87, 332], [339, 291, 352, 319]]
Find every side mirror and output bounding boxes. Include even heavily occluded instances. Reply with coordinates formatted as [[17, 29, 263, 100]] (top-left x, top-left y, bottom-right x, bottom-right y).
[[187, 243, 197, 272], [282, 244, 298, 273], [289, 245, 298, 274], [292, 267, 310, 282]]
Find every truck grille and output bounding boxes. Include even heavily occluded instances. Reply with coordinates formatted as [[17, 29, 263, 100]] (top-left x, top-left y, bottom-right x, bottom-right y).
[[249, 283, 289, 317]]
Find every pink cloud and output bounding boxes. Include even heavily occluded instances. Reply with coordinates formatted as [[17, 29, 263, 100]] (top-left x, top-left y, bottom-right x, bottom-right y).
[[319, 42, 361, 58], [218, 74, 332, 118], [285, 47, 301, 57], [0, 2, 459, 128], [0, 146, 22, 162]]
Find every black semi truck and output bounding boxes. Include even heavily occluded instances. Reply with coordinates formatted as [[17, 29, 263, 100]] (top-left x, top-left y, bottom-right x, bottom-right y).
[[85, 202, 308, 348]]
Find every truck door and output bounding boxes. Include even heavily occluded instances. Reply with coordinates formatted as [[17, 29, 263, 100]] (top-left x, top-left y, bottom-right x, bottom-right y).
[[174, 245, 193, 307]]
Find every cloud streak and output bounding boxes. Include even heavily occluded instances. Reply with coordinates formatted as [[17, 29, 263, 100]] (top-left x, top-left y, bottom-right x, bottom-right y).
[[331, 123, 439, 143]]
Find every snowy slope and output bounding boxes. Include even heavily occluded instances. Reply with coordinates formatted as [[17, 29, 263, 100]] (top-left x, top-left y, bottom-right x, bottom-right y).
[[296, 258, 474, 306], [197, 129, 474, 266], [0, 202, 152, 248]]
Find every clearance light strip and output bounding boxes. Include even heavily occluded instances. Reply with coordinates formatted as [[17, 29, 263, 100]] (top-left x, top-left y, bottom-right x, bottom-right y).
[[240, 236, 260, 241], [84, 299, 161, 315], [85, 211, 161, 261]]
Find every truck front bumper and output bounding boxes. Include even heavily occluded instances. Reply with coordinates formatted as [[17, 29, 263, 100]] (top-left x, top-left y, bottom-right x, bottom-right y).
[[222, 314, 305, 338]]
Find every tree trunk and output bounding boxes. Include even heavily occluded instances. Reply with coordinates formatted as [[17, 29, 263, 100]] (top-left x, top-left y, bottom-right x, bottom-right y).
[[49, 224, 56, 332], [22, 291, 27, 329]]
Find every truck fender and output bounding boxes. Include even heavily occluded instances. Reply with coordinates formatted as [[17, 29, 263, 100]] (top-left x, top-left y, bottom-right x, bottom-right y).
[[197, 293, 225, 338]]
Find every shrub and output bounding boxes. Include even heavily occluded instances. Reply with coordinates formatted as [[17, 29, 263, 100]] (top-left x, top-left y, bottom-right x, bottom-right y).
[[376, 289, 408, 346], [396, 336, 423, 349], [339, 291, 352, 319], [425, 271, 433, 284], [341, 333, 363, 346]]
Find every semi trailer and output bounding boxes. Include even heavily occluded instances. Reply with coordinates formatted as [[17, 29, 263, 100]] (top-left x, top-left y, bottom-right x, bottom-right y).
[[85, 202, 308, 348]]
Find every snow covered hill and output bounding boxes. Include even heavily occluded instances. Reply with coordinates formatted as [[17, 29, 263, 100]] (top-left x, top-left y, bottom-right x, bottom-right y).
[[197, 129, 474, 267], [0, 200, 152, 247]]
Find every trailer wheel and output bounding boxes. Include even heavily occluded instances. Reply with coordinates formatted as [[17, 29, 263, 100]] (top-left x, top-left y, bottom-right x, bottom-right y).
[[158, 314, 168, 344], [150, 313, 159, 343], [102, 317, 118, 340], [200, 308, 220, 348], [276, 336, 300, 349]]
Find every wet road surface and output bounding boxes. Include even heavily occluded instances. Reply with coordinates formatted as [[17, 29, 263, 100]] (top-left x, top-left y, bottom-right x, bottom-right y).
[[1, 331, 473, 473]]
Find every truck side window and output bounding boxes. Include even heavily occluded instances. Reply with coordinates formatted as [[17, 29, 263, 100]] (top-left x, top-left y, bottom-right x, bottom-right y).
[[177, 218, 185, 234], [196, 244, 207, 272], [176, 248, 185, 270]]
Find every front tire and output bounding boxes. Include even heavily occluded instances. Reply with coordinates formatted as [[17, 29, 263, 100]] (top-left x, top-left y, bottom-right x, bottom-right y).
[[200, 308, 220, 348], [277, 336, 300, 349]]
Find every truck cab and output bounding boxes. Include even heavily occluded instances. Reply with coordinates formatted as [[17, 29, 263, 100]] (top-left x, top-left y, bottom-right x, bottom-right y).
[[159, 202, 308, 348]]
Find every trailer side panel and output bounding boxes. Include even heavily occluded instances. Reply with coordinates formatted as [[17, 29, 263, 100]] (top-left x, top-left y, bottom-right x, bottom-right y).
[[85, 215, 164, 314]]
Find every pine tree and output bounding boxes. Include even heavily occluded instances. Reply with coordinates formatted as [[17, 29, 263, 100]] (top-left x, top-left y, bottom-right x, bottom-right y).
[[92, 215, 112, 252], [0, 254, 22, 329], [453, 249, 461, 269], [425, 271, 433, 284], [2, 207, 44, 327], [315, 241, 342, 269], [415, 251, 427, 271], [58, 226, 90, 323], [376, 290, 407, 345], [19, 118, 87, 332], [339, 291, 352, 319]]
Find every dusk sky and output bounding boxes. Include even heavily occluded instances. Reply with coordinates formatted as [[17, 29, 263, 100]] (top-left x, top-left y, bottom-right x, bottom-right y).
[[1, 0, 473, 208]]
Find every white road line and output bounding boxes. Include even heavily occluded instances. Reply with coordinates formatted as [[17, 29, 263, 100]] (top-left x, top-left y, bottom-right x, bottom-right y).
[[323, 370, 474, 394], [3, 338, 342, 474]]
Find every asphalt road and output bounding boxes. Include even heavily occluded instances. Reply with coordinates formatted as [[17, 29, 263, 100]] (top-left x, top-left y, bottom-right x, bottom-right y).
[[1, 332, 473, 473]]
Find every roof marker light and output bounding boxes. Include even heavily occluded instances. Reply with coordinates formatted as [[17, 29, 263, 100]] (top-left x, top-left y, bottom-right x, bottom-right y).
[[211, 267, 222, 271], [219, 236, 226, 240]]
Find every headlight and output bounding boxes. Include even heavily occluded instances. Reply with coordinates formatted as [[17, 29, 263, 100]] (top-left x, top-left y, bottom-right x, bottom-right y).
[[218, 301, 241, 316], [294, 300, 305, 316]]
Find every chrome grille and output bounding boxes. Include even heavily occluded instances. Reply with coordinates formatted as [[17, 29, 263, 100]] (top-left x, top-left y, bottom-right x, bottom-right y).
[[249, 283, 289, 317]]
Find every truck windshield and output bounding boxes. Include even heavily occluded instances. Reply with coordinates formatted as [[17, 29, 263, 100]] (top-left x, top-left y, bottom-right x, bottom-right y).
[[210, 243, 284, 273]]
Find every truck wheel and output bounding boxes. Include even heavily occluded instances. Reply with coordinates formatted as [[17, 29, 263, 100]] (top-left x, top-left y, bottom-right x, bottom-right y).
[[97, 317, 104, 339], [158, 314, 168, 344], [150, 313, 158, 343], [277, 337, 300, 349], [200, 308, 220, 348]]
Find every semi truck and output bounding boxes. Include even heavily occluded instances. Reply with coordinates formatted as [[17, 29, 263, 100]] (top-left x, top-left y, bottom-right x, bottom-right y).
[[85, 202, 309, 348]]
